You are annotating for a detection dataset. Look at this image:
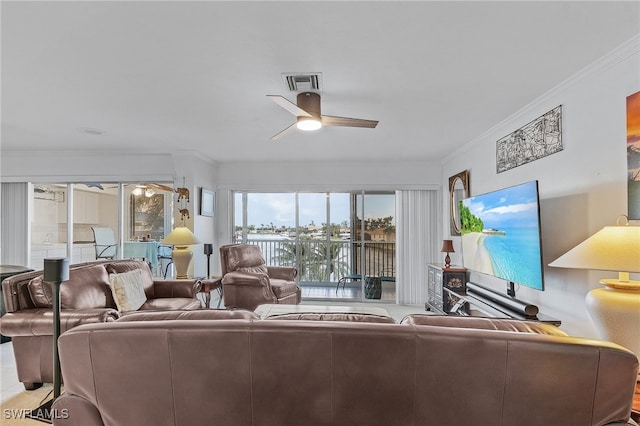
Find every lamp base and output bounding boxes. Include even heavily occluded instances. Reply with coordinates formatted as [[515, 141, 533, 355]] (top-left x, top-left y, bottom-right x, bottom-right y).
[[586, 279, 640, 376], [172, 246, 194, 279]]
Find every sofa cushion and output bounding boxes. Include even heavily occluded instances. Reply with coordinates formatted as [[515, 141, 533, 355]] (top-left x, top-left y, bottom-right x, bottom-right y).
[[105, 261, 155, 298], [108, 270, 148, 312], [116, 309, 258, 321], [27, 264, 115, 309], [270, 279, 299, 298]]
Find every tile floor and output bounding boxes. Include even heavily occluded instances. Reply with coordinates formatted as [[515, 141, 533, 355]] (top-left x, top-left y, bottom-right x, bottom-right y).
[[1, 290, 428, 403]]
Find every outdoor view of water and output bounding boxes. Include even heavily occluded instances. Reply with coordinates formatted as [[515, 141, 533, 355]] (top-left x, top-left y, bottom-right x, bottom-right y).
[[243, 233, 394, 283]]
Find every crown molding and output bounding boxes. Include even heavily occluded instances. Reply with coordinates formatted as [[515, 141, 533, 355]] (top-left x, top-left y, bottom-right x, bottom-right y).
[[442, 33, 640, 165]]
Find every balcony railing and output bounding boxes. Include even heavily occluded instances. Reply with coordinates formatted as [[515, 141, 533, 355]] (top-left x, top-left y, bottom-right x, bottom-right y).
[[237, 237, 395, 285]]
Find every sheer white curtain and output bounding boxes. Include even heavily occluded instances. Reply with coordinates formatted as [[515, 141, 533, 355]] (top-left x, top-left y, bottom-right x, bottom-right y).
[[395, 190, 441, 304], [1, 182, 30, 266]]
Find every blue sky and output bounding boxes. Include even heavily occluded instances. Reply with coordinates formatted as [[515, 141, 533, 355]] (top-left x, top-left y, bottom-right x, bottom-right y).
[[235, 192, 395, 228]]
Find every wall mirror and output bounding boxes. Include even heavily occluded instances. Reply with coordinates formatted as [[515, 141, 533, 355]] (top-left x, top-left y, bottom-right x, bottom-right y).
[[449, 170, 470, 236]]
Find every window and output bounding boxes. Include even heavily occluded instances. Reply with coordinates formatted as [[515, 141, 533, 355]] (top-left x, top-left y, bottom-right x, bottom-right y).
[[233, 190, 395, 301]]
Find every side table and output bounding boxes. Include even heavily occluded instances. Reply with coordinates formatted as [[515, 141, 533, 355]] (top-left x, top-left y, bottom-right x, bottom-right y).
[[632, 380, 640, 423], [200, 277, 223, 308]]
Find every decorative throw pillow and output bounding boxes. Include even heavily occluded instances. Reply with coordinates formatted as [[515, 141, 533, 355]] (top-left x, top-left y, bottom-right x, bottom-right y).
[[105, 261, 155, 298], [108, 269, 147, 312]]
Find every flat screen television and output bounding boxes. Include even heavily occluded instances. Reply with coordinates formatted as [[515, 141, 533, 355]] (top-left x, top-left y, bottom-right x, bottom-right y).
[[459, 180, 544, 291]]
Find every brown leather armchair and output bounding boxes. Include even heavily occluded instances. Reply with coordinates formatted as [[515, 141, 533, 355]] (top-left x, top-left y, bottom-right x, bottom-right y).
[[0, 260, 201, 390], [219, 244, 301, 311]]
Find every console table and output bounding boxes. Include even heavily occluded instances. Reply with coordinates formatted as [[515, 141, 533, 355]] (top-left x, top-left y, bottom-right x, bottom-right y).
[[426, 264, 560, 326]]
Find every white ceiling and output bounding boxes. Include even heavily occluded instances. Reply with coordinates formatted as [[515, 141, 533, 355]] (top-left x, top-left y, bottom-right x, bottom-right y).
[[2, 1, 639, 164]]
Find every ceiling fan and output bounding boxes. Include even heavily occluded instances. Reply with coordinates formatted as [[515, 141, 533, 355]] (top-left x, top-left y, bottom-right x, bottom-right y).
[[267, 92, 378, 140]]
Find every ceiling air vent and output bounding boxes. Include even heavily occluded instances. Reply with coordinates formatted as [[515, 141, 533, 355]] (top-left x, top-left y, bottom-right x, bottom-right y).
[[282, 73, 322, 92]]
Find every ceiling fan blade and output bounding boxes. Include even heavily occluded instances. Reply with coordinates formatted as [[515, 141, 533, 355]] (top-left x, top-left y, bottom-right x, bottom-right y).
[[321, 115, 378, 128], [267, 95, 312, 117], [270, 122, 298, 141], [147, 183, 174, 192]]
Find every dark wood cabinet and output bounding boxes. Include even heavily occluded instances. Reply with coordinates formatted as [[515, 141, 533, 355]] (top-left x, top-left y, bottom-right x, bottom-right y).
[[426, 264, 467, 314]]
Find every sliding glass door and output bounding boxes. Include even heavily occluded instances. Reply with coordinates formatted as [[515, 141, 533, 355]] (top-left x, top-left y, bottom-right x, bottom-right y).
[[30, 182, 173, 275], [233, 190, 395, 301]]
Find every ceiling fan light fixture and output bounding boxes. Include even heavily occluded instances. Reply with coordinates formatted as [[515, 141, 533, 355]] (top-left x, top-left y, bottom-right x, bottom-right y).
[[297, 117, 321, 131]]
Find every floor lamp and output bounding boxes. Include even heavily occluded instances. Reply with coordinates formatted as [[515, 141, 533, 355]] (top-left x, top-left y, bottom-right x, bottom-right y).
[[549, 216, 640, 378], [28, 258, 69, 423]]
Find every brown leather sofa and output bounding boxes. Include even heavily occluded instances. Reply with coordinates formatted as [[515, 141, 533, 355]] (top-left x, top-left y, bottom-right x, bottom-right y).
[[0, 260, 201, 390], [51, 313, 638, 426], [219, 244, 301, 310]]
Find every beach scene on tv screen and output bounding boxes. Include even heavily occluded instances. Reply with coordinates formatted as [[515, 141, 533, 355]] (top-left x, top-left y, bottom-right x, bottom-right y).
[[460, 181, 544, 290]]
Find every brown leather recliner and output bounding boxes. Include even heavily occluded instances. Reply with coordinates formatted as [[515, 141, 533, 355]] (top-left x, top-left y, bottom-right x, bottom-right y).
[[219, 244, 301, 311]]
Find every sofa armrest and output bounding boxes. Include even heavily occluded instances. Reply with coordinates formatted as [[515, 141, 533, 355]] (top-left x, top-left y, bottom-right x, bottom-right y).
[[267, 266, 297, 281], [222, 271, 270, 287], [52, 394, 105, 426], [0, 308, 119, 337], [152, 279, 201, 298]]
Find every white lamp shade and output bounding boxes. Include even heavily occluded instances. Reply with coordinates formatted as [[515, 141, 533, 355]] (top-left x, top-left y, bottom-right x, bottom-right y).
[[549, 225, 640, 273], [161, 226, 201, 247]]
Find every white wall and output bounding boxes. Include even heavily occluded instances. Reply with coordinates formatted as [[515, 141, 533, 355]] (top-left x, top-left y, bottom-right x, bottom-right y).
[[441, 36, 640, 337], [171, 152, 217, 278]]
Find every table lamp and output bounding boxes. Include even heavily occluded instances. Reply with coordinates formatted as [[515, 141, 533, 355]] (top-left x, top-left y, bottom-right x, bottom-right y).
[[549, 215, 640, 368], [441, 239, 455, 268], [28, 258, 69, 422], [161, 226, 201, 279]]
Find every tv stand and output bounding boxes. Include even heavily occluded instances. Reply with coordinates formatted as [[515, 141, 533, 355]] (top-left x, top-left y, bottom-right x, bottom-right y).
[[443, 287, 561, 326], [426, 264, 560, 326]]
